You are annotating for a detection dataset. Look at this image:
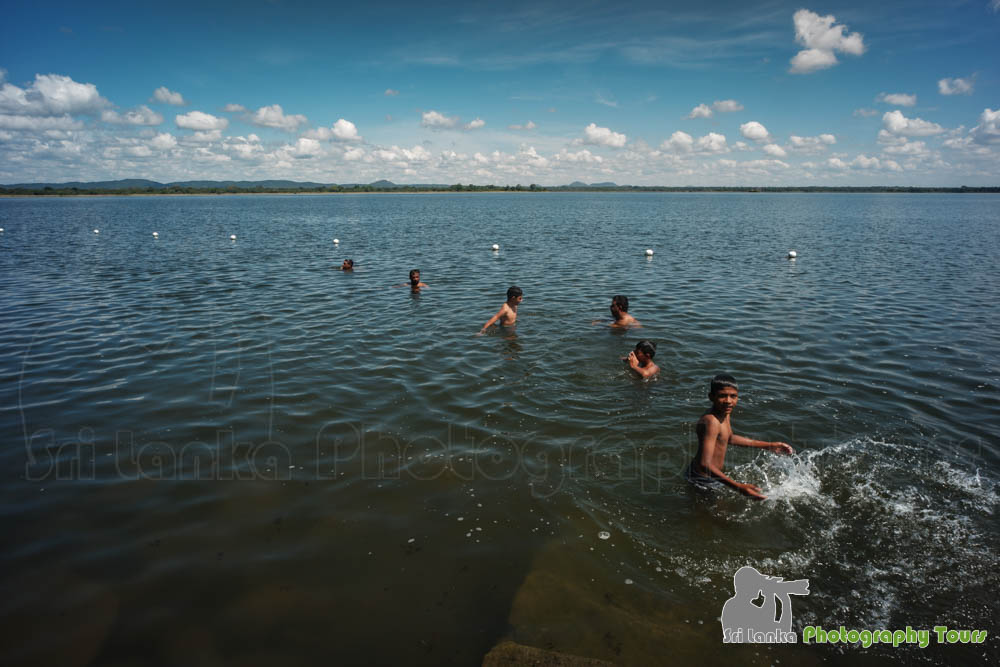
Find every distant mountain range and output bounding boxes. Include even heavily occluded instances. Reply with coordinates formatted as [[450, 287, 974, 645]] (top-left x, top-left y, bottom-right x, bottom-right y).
[[0, 178, 618, 190]]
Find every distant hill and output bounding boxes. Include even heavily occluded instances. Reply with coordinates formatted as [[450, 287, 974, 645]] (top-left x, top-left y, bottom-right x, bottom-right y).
[[3, 179, 166, 190], [0, 178, 330, 190], [590, 182, 618, 187], [568, 181, 588, 187]]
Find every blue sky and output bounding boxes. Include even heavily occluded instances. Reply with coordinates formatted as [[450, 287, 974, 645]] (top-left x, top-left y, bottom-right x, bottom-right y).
[[1, 0, 998, 185]]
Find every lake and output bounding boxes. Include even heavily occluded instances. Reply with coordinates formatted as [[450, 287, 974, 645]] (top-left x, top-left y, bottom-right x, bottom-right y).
[[1, 192, 997, 665]]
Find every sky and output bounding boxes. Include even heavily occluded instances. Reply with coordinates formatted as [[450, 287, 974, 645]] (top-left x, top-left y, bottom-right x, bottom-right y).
[[1, 0, 998, 186]]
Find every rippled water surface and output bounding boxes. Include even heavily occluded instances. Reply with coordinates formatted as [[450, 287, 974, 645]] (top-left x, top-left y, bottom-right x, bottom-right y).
[[1, 193, 998, 666]]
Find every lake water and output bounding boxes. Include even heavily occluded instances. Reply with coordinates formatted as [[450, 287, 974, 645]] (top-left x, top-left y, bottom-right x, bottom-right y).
[[1, 193, 997, 666]]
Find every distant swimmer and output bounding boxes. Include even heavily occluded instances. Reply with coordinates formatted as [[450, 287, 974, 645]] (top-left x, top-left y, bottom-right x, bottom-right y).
[[686, 374, 794, 499], [624, 340, 659, 379], [480, 285, 522, 334], [394, 269, 427, 291], [339, 259, 355, 271], [596, 295, 640, 328]]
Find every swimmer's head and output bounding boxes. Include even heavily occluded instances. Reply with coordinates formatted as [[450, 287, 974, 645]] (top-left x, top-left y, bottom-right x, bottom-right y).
[[409, 269, 420, 285], [709, 374, 739, 403], [634, 340, 657, 360], [342, 259, 355, 270], [611, 295, 629, 315], [506, 286, 523, 302]]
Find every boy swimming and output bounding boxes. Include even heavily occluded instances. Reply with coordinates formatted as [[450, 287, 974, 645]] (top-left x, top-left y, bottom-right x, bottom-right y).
[[607, 295, 640, 327], [625, 340, 659, 378], [394, 269, 427, 291], [480, 286, 523, 333], [687, 374, 793, 499], [339, 259, 355, 271]]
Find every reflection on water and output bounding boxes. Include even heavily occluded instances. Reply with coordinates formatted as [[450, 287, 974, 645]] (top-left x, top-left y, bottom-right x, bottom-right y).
[[1, 193, 998, 665]]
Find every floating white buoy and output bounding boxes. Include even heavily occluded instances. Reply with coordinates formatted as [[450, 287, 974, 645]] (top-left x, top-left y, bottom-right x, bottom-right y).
[[788, 250, 797, 259], [645, 248, 654, 256], [0, 228, 4, 232], [152, 232, 159, 237], [491, 243, 499, 251], [230, 234, 237, 240], [94, 229, 100, 234], [333, 238, 340, 244]]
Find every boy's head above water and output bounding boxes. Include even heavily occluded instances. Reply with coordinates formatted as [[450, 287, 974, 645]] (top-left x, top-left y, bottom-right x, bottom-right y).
[[611, 295, 629, 316], [709, 374, 739, 412], [634, 340, 656, 361], [506, 285, 523, 303], [409, 269, 420, 284]]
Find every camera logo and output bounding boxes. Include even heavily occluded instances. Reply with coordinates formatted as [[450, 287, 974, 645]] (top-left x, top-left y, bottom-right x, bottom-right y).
[[721, 566, 809, 643]]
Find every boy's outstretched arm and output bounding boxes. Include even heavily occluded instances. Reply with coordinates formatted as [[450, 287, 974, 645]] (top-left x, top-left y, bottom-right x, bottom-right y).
[[479, 305, 507, 333], [699, 418, 767, 500], [730, 434, 794, 455]]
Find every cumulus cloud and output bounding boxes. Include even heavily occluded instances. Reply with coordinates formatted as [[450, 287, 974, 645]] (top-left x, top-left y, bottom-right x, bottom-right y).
[[464, 118, 485, 130], [292, 137, 321, 157], [970, 108, 1000, 145], [662, 131, 694, 153], [762, 143, 787, 157], [0, 73, 108, 116], [853, 108, 879, 117], [509, 121, 536, 130], [554, 148, 603, 163], [384, 88, 399, 96], [877, 92, 917, 107], [344, 146, 365, 161], [695, 132, 728, 153], [740, 121, 770, 142], [938, 76, 974, 96], [175, 111, 228, 132], [250, 104, 307, 131], [0, 114, 83, 131], [150, 132, 177, 150], [788, 134, 836, 153], [713, 99, 744, 112], [789, 9, 865, 74], [582, 123, 626, 148], [687, 103, 712, 119], [881, 139, 928, 156], [223, 103, 246, 112], [152, 86, 185, 106], [882, 110, 944, 136], [421, 110, 459, 129], [101, 105, 163, 126]]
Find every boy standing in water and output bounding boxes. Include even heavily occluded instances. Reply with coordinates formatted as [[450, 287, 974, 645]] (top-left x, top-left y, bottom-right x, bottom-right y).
[[480, 286, 523, 333], [608, 295, 640, 327], [625, 340, 659, 378], [395, 269, 427, 291], [687, 374, 793, 499]]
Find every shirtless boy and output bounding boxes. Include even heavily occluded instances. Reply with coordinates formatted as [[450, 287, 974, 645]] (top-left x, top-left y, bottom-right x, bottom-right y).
[[395, 269, 427, 291], [339, 259, 355, 271], [687, 374, 793, 499], [625, 340, 659, 379], [480, 286, 522, 333], [608, 295, 640, 327]]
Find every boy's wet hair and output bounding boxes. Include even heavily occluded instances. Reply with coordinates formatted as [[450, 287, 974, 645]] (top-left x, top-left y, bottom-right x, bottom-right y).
[[344, 259, 355, 267], [635, 340, 657, 358], [507, 286, 523, 300], [612, 295, 629, 312], [710, 373, 738, 394], [409, 269, 420, 280]]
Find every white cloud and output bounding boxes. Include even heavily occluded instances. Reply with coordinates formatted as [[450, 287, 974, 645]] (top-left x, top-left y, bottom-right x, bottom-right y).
[[150, 132, 177, 150], [293, 137, 321, 157], [223, 103, 246, 112], [421, 110, 459, 129], [881, 139, 928, 156], [740, 121, 770, 142], [582, 123, 626, 147], [788, 134, 836, 153], [384, 89, 399, 96], [126, 145, 153, 157], [175, 111, 228, 131], [853, 108, 879, 118], [554, 148, 603, 163], [509, 121, 536, 130], [827, 157, 849, 169], [152, 87, 185, 105], [0, 73, 108, 116], [789, 9, 865, 74], [852, 154, 880, 169], [882, 110, 945, 136], [0, 114, 83, 131], [938, 76, 974, 96], [190, 129, 223, 142], [465, 118, 486, 130], [970, 108, 1000, 145], [877, 92, 917, 107], [101, 105, 163, 126], [344, 147, 365, 161], [695, 132, 728, 153], [595, 94, 618, 108], [762, 143, 787, 157], [687, 104, 712, 119], [250, 104, 307, 131], [713, 99, 743, 113], [662, 130, 694, 153]]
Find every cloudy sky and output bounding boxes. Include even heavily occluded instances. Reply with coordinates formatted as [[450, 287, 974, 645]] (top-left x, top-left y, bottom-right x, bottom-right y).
[[1, 0, 998, 185]]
